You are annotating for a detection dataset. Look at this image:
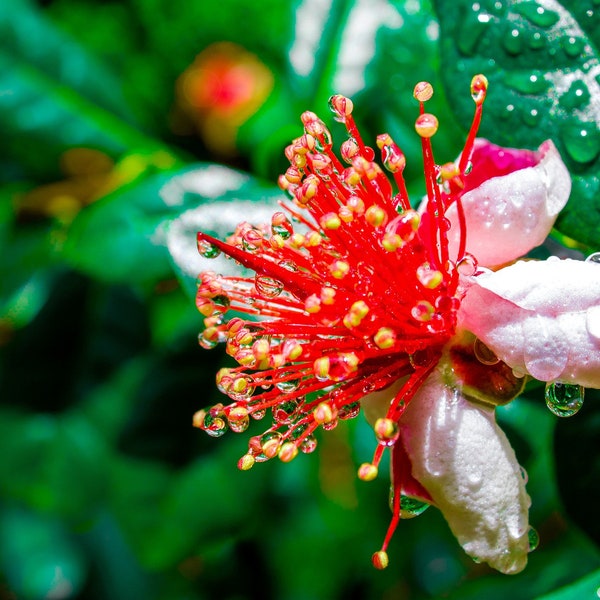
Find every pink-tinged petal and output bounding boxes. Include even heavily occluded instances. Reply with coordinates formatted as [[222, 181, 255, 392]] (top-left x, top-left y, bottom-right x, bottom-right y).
[[400, 370, 531, 574], [445, 140, 571, 268], [459, 258, 600, 387]]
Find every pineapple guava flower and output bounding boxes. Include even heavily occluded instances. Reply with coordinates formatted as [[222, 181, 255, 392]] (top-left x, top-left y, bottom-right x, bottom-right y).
[[191, 75, 597, 574]]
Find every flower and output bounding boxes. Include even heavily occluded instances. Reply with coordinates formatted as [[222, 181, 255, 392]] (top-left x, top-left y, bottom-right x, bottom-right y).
[[191, 75, 598, 574]]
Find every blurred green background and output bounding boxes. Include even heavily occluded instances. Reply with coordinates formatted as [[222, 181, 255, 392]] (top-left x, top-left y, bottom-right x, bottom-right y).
[[2, 0, 600, 598]]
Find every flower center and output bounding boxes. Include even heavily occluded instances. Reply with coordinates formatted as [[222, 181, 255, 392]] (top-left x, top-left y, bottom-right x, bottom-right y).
[[194, 74, 489, 568]]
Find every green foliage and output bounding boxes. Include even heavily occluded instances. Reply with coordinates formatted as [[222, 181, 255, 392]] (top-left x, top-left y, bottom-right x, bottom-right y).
[[1, 0, 600, 598], [434, 0, 600, 248]]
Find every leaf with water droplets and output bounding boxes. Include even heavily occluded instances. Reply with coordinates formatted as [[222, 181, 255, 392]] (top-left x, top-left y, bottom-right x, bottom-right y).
[[434, 0, 600, 248]]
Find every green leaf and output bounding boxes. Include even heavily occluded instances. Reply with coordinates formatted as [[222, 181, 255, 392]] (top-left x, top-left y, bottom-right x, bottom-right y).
[[0, 0, 167, 180], [536, 568, 600, 600], [0, 505, 87, 600], [240, 0, 466, 190], [64, 163, 282, 287], [434, 0, 600, 248]]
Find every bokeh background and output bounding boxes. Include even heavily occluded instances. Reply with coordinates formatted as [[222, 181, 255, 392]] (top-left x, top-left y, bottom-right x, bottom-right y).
[[1, 0, 600, 598]]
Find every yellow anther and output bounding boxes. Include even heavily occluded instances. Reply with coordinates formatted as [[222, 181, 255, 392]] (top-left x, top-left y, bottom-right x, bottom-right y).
[[415, 113, 439, 138], [237, 454, 256, 471], [252, 339, 271, 361], [382, 232, 402, 252], [278, 442, 299, 463], [338, 206, 354, 223], [329, 260, 350, 279], [320, 287, 336, 305], [192, 409, 206, 429], [306, 231, 322, 247], [347, 196, 365, 215], [365, 205, 387, 228], [372, 550, 389, 570], [413, 81, 434, 102], [305, 294, 321, 313], [314, 401, 335, 424], [289, 233, 305, 248], [358, 462, 378, 481], [320, 212, 342, 230], [313, 356, 330, 380], [350, 300, 369, 318], [374, 327, 396, 349]]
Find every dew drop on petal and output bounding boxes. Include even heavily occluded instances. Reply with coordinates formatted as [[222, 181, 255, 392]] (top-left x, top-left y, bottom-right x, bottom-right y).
[[473, 337, 500, 365], [400, 495, 430, 519], [545, 382, 584, 417], [527, 526, 540, 552], [585, 252, 600, 264], [457, 253, 478, 276]]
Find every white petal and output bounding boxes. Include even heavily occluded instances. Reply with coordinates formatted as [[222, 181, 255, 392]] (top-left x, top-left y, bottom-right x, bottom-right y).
[[445, 140, 570, 267], [400, 371, 531, 574], [460, 258, 600, 387]]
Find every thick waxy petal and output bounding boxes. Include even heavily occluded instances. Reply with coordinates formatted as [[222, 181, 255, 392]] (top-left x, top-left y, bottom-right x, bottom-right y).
[[445, 140, 571, 268], [399, 371, 531, 574], [459, 258, 600, 387]]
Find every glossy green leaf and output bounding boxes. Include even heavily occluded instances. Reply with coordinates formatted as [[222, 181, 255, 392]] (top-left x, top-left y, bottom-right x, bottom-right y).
[[434, 0, 600, 248], [64, 163, 282, 286]]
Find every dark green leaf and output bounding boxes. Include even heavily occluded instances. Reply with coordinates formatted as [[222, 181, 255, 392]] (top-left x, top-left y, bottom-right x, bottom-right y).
[[64, 163, 281, 287], [0, 0, 168, 180], [434, 0, 600, 248]]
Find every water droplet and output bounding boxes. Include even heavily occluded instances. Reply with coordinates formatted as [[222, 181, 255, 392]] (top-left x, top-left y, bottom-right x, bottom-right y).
[[227, 374, 256, 402], [255, 275, 284, 298], [197, 238, 221, 259], [457, 253, 478, 276], [529, 31, 545, 50], [527, 526, 540, 552], [559, 80, 591, 110], [561, 122, 600, 164], [514, 2, 559, 28], [278, 259, 299, 272], [504, 71, 549, 95], [545, 382, 584, 417], [273, 399, 301, 424], [520, 466, 529, 484], [338, 401, 361, 420], [202, 412, 228, 438], [271, 212, 293, 239], [400, 495, 430, 519], [275, 373, 301, 393], [586, 252, 600, 263], [522, 107, 541, 127], [249, 406, 266, 420], [503, 26, 523, 54], [561, 35, 585, 58], [322, 418, 338, 431], [300, 435, 318, 453], [473, 337, 500, 365], [457, 11, 489, 56]]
